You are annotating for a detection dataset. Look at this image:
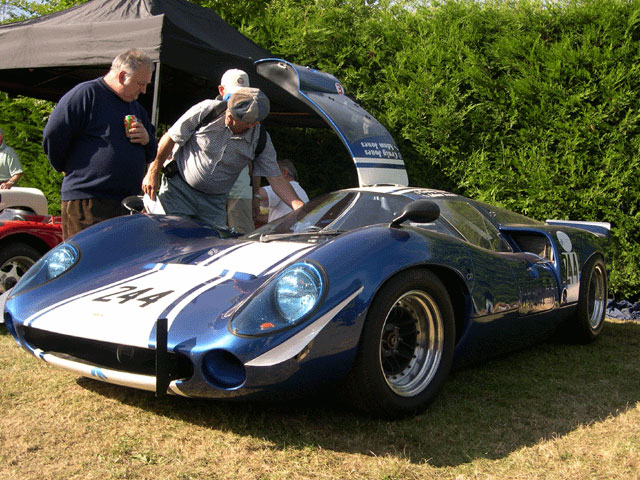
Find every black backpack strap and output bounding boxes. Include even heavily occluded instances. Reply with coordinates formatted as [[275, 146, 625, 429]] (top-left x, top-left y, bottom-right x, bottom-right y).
[[255, 124, 267, 157], [197, 100, 227, 130]]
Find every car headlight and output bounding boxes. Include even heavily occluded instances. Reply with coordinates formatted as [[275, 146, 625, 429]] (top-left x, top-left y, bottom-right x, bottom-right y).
[[10, 243, 79, 297], [231, 261, 326, 336], [274, 263, 323, 321]]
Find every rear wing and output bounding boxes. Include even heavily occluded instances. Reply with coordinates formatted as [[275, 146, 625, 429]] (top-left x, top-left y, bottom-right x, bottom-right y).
[[255, 59, 408, 188], [545, 219, 611, 238]]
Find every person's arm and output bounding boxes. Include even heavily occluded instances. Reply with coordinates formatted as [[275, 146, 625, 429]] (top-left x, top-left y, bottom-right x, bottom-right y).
[[0, 172, 23, 189], [255, 185, 269, 224], [265, 175, 304, 210], [258, 185, 268, 206], [141, 132, 176, 201], [42, 95, 83, 173]]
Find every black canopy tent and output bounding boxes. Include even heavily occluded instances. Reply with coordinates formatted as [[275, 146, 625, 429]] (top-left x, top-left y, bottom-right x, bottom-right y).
[[0, 0, 323, 127]]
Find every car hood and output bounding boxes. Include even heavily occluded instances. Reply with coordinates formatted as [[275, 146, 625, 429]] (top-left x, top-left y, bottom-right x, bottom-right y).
[[20, 239, 315, 349]]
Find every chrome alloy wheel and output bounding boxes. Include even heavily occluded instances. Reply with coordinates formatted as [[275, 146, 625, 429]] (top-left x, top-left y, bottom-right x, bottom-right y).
[[379, 290, 445, 397], [0, 255, 36, 293], [587, 263, 607, 329]]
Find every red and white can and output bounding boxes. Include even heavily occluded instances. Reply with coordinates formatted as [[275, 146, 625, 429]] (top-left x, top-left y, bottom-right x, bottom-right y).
[[124, 115, 137, 137]]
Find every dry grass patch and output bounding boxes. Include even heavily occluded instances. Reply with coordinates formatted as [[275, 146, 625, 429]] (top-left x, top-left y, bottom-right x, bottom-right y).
[[1, 319, 640, 480]]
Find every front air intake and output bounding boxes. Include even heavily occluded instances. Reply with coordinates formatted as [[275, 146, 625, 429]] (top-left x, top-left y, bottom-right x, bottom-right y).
[[22, 326, 193, 380]]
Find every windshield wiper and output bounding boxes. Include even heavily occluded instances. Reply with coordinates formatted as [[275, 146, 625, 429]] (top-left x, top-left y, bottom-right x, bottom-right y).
[[257, 229, 346, 243]]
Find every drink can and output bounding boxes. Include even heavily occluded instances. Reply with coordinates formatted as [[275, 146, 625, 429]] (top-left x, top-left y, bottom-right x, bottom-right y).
[[124, 115, 137, 137]]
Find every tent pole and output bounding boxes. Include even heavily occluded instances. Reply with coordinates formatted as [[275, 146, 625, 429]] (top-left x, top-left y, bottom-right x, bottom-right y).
[[151, 61, 161, 127]]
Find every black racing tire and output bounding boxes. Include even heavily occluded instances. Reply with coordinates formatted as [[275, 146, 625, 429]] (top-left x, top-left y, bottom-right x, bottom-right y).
[[0, 242, 42, 293], [570, 255, 608, 343], [345, 269, 456, 419]]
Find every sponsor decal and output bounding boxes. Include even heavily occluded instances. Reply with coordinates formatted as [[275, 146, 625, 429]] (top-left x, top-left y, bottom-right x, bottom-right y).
[[358, 140, 402, 159]]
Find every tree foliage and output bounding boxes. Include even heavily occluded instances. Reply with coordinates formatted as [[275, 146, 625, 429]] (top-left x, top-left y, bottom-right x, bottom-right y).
[[0, 92, 60, 207], [1, 0, 639, 299]]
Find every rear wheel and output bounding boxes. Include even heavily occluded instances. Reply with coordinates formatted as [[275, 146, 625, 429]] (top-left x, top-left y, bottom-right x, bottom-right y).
[[570, 255, 607, 343], [346, 270, 455, 418], [0, 243, 42, 293]]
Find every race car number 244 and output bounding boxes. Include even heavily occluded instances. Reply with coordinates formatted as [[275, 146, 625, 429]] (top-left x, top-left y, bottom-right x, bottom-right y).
[[92, 285, 175, 308]]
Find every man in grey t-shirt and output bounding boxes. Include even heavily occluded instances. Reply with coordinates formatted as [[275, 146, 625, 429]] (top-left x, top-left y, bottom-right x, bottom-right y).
[[0, 127, 24, 189], [142, 87, 303, 228]]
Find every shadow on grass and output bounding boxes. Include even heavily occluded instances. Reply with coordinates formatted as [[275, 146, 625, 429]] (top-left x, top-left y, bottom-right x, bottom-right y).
[[75, 320, 640, 467]]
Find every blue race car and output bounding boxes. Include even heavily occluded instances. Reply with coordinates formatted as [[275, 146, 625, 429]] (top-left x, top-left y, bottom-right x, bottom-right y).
[[1, 60, 609, 418]]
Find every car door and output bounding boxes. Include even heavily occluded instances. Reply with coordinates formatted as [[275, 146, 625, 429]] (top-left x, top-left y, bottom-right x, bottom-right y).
[[437, 199, 558, 319]]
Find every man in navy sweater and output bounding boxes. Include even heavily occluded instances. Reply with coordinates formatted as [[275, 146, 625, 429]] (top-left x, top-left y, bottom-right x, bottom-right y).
[[43, 49, 157, 239]]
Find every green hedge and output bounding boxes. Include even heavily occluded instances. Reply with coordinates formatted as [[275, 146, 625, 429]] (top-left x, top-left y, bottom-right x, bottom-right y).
[[249, 0, 640, 300], [0, 92, 61, 208], [2, 0, 639, 300], [384, 0, 640, 301]]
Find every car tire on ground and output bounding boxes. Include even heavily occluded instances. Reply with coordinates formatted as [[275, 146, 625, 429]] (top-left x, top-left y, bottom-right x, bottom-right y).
[[345, 269, 455, 419], [569, 254, 608, 343], [0, 242, 42, 293]]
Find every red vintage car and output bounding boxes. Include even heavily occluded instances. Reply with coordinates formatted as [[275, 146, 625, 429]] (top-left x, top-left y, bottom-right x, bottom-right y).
[[0, 208, 63, 293]]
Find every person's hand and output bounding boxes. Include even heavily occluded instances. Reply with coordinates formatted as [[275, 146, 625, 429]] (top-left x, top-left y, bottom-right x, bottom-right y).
[[142, 164, 160, 201], [128, 120, 150, 146], [252, 194, 261, 217], [0, 181, 14, 189]]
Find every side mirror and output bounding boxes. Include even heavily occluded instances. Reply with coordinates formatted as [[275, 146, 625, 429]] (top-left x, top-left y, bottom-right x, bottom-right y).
[[389, 200, 440, 228]]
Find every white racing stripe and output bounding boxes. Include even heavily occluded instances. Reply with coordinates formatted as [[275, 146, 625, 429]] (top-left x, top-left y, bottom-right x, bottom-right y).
[[27, 241, 312, 348], [200, 241, 313, 273]]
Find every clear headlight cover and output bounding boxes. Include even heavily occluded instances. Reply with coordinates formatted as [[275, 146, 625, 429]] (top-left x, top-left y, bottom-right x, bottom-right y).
[[10, 243, 79, 297], [274, 264, 323, 321], [231, 261, 325, 336]]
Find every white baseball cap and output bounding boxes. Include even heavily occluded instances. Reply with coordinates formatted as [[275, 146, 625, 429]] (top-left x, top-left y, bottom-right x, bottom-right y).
[[220, 69, 250, 95]]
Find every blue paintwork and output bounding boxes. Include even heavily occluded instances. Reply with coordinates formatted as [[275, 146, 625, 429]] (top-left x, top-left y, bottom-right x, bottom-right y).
[[3, 186, 608, 401]]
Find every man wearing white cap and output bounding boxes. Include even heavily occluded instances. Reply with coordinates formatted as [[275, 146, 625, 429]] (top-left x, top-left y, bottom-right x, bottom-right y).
[[142, 85, 303, 229], [219, 68, 249, 101], [219, 69, 260, 234]]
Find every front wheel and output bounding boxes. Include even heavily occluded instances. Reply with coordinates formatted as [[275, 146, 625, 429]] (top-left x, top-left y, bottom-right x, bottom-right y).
[[0, 242, 42, 293], [345, 270, 455, 418]]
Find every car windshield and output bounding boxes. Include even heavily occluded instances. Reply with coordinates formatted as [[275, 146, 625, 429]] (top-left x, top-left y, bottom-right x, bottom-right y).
[[248, 191, 413, 241]]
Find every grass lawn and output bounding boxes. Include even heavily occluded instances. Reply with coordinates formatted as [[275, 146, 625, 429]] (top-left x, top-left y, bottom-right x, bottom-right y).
[[1, 319, 640, 480]]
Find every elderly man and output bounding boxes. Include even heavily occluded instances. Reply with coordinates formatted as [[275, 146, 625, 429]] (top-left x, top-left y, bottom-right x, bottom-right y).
[[43, 49, 157, 239], [142, 87, 303, 229], [0, 127, 23, 189], [258, 158, 309, 223]]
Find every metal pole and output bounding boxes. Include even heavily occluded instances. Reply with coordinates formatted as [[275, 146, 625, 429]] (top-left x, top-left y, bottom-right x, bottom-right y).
[[151, 60, 161, 127]]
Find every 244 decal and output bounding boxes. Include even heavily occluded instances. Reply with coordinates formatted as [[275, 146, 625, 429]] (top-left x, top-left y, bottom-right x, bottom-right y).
[[92, 285, 174, 308]]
